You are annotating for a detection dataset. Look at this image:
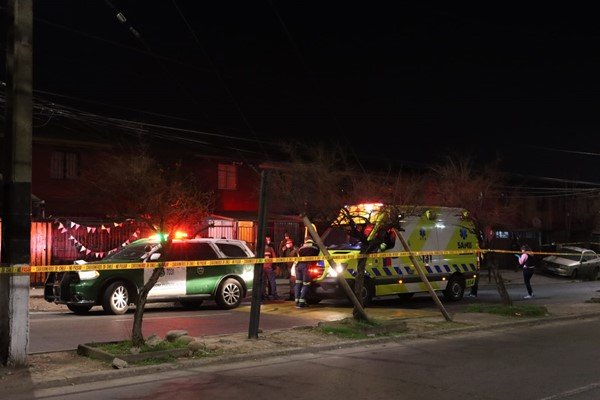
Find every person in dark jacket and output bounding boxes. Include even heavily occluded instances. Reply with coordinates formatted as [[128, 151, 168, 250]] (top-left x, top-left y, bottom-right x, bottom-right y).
[[281, 238, 299, 300], [263, 235, 279, 300], [295, 237, 319, 308]]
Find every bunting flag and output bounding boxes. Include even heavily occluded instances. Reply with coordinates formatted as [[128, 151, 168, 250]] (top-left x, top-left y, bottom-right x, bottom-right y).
[[54, 219, 141, 260]]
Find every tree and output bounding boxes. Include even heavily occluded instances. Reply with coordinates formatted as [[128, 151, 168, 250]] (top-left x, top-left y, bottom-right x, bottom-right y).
[[269, 142, 427, 320], [80, 148, 215, 346], [429, 155, 518, 306]]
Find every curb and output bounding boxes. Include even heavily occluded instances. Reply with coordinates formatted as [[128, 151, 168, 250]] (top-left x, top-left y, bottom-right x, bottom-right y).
[[6, 310, 600, 393]]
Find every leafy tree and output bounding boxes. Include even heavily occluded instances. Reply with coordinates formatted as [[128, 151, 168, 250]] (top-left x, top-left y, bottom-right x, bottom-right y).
[[81, 148, 215, 346]]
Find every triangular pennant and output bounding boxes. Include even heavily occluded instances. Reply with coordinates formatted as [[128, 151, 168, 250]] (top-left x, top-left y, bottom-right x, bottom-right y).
[[86, 249, 92, 255], [132, 232, 138, 238], [87, 227, 92, 233], [80, 246, 87, 252], [74, 223, 80, 230], [101, 224, 106, 230], [68, 235, 75, 241], [61, 228, 68, 234], [91, 227, 96, 233], [106, 228, 111, 234], [58, 222, 64, 230], [70, 221, 75, 228]]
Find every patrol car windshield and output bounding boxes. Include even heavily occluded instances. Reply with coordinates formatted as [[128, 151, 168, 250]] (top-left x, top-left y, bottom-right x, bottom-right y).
[[103, 242, 153, 261], [322, 227, 362, 250]]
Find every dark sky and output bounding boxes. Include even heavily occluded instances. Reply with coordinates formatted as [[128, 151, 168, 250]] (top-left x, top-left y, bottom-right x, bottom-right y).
[[2, 2, 600, 183]]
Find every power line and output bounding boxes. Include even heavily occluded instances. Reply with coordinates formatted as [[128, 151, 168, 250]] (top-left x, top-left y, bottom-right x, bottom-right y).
[[171, 0, 271, 165]]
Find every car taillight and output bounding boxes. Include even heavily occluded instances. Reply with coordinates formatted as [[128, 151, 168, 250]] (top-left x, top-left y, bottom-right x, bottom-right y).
[[308, 262, 324, 279]]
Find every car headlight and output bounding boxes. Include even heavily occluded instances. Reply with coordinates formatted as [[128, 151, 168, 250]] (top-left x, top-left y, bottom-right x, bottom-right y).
[[78, 270, 100, 280], [328, 263, 347, 277]]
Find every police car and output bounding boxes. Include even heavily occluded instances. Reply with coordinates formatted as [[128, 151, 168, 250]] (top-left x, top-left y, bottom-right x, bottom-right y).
[[44, 237, 255, 315]]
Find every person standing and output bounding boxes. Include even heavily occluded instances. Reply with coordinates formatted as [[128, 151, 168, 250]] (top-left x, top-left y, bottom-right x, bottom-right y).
[[295, 237, 319, 308], [468, 252, 483, 298], [281, 238, 299, 300], [263, 235, 279, 300], [278, 232, 292, 257], [518, 244, 535, 299]]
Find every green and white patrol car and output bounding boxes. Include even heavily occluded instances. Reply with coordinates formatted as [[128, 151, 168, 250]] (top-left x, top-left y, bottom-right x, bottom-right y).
[[44, 237, 255, 315]]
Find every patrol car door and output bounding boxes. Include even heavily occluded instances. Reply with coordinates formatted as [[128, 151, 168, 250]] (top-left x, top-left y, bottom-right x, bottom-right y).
[[146, 243, 187, 298]]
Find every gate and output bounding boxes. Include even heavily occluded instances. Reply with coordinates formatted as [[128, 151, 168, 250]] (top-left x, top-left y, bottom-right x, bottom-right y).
[[0, 220, 53, 286]]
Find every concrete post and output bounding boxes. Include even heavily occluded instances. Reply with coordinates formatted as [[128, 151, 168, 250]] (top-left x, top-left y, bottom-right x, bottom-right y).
[[0, 0, 33, 367]]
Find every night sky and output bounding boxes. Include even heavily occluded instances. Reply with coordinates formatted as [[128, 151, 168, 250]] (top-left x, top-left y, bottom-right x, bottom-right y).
[[2, 2, 600, 183]]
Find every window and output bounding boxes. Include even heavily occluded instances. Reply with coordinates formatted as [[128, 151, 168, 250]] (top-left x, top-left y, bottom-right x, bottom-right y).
[[50, 151, 79, 180], [167, 242, 219, 261], [217, 243, 249, 258], [218, 163, 237, 190]]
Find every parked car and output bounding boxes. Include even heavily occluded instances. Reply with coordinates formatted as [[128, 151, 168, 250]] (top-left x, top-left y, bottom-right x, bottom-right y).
[[541, 246, 600, 280], [44, 237, 255, 315]]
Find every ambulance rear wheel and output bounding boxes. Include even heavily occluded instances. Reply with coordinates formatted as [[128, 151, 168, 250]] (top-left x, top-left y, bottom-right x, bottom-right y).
[[353, 281, 373, 307], [443, 275, 465, 302]]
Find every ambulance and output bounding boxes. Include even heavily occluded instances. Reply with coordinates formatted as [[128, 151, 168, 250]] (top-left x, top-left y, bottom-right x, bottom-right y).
[[307, 204, 480, 305]]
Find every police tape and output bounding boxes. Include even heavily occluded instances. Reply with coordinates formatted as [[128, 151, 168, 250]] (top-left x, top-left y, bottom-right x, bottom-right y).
[[0, 248, 580, 274]]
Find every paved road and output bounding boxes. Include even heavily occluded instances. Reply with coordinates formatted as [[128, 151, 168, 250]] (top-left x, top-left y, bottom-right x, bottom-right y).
[[17, 314, 600, 400]]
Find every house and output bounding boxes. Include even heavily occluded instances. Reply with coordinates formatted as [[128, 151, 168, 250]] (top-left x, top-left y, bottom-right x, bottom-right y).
[[1, 121, 304, 285]]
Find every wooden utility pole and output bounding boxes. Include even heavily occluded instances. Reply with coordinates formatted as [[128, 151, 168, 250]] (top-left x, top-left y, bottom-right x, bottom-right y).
[[0, 0, 33, 367], [394, 229, 452, 321], [248, 170, 268, 338], [302, 216, 369, 322]]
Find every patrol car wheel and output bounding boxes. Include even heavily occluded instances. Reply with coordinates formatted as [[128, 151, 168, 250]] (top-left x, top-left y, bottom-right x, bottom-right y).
[[216, 278, 243, 309], [443, 275, 465, 302], [102, 281, 131, 315], [67, 304, 93, 314]]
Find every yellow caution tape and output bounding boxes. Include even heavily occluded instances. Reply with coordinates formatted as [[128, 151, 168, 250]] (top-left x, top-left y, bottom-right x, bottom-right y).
[[0, 248, 585, 274]]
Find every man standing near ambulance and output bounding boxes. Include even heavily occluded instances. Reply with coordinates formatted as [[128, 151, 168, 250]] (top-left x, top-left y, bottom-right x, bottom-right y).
[[295, 237, 319, 308]]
